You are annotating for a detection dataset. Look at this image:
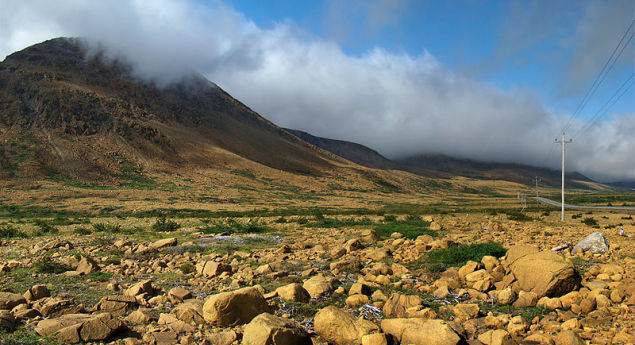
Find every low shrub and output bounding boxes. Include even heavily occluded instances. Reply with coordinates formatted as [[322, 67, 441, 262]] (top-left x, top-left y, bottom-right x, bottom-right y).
[[32, 257, 72, 274], [152, 217, 180, 232], [374, 218, 435, 239], [581, 217, 598, 227], [33, 219, 59, 236], [419, 242, 507, 270], [0, 224, 28, 239]]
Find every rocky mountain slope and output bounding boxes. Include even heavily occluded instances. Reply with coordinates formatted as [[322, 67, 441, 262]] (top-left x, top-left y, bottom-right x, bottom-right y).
[[0, 38, 344, 183]]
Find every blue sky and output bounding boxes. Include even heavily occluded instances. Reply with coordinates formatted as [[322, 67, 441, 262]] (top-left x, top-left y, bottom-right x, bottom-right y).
[[226, 0, 634, 119], [1, 0, 633, 180]]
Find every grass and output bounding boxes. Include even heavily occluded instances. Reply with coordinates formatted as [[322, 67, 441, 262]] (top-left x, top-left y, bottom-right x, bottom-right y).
[[151, 217, 180, 232], [32, 257, 73, 274], [374, 216, 435, 239], [504, 210, 533, 222], [305, 215, 373, 228], [0, 224, 28, 239], [198, 218, 271, 235], [33, 219, 58, 236], [412, 242, 507, 271], [0, 328, 64, 345], [581, 217, 598, 227]]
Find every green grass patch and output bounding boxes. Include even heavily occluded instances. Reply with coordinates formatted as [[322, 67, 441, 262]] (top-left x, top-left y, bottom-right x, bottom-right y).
[[413, 242, 507, 271], [581, 217, 598, 227], [199, 218, 271, 235], [374, 217, 435, 239], [32, 257, 73, 274], [33, 219, 59, 236], [151, 217, 180, 232], [86, 271, 113, 282], [0, 224, 28, 239], [504, 211, 533, 222], [305, 215, 373, 228]]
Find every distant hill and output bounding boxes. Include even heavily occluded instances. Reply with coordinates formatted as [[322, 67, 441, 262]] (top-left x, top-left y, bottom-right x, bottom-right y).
[[284, 129, 396, 170], [0, 38, 343, 182], [395, 154, 598, 189], [285, 129, 602, 189]]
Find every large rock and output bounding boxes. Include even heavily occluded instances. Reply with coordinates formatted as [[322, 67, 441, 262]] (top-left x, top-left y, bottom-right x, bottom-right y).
[[196, 261, 232, 278], [34, 313, 123, 344], [75, 256, 100, 275], [0, 310, 15, 330], [243, 313, 311, 345], [0, 292, 26, 310], [381, 318, 463, 345], [173, 300, 205, 325], [303, 274, 335, 297], [150, 237, 178, 250], [505, 246, 580, 297], [202, 287, 270, 326], [572, 232, 609, 254], [276, 283, 310, 303], [124, 279, 155, 297], [382, 293, 422, 318], [314, 306, 379, 345]]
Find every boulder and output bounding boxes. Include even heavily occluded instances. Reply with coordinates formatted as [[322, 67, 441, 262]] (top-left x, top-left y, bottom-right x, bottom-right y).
[[197, 261, 232, 278], [360, 229, 381, 243], [554, 330, 585, 345], [75, 256, 100, 275], [150, 237, 178, 250], [0, 292, 26, 310], [505, 246, 580, 297], [477, 330, 513, 345], [168, 287, 192, 303], [202, 287, 270, 326], [381, 318, 462, 345], [276, 283, 310, 303], [303, 274, 335, 297], [572, 232, 609, 254], [91, 295, 137, 316], [173, 300, 205, 324], [243, 313, 311, 345], [24, 285, 50, 302], [314, 306, 379, 345], [0, 310, 15, 330], [124, 279, 155, 297], [35, 313, 123, 344], [382, 293, 422, 318]]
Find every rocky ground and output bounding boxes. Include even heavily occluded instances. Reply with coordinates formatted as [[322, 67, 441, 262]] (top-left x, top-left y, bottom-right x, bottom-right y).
[[0, 211, 633, 345]]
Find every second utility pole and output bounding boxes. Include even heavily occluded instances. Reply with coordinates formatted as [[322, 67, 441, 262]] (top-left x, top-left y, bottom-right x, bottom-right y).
[[555, 133, 573, 221]]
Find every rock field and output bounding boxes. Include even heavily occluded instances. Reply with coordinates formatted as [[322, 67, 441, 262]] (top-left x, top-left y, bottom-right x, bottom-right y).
[[0, 213, 633, 345]]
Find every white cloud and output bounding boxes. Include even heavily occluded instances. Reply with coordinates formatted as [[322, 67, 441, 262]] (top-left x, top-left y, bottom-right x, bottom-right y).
[[1, 0, 633, 181]]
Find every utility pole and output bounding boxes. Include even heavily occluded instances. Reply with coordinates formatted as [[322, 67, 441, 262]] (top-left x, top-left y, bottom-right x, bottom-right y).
[[533, 176, 542, 204], [555, 133, 573, 221]]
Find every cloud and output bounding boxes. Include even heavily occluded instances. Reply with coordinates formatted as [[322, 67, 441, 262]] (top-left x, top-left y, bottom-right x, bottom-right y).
[[559, 0, 634, 96], [1, 0, 633, 181]]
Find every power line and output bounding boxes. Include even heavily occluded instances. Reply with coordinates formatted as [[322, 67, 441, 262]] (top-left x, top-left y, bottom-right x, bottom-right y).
[[574, 72, 634, 137], [561, 20, 634, 133]]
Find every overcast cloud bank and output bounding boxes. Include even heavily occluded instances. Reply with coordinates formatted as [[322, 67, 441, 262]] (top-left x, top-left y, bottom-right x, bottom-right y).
[[1, 0, 633, 181]]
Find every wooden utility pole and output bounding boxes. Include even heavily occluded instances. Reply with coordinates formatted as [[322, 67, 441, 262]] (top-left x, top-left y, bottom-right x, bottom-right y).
[[555, 133, 572, 221]]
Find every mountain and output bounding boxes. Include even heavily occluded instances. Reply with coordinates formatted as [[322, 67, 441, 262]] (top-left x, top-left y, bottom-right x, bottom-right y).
[[0, 38, 343, 182], [396, 154, 601, 189], [284, 129, 396, 170], [284, 128, 601, 189]]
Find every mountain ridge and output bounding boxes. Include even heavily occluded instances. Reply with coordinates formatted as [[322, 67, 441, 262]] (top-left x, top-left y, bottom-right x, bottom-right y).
[[0, 37, 346, 182]]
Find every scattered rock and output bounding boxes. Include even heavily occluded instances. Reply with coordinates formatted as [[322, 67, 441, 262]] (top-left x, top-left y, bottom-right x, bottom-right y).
[[572, 232, 609, 254], [381, 318, 463, 345], [314, 306, 379, 345], [505, 246, 580, 297], [276, 283, 311, 303], [242, 313, 311, 345], [202, 287, 270, 326], [35, 313, 123, 344]]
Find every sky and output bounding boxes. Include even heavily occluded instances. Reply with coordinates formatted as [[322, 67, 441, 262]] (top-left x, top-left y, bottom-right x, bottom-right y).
[[1, 0, 633, 181]]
